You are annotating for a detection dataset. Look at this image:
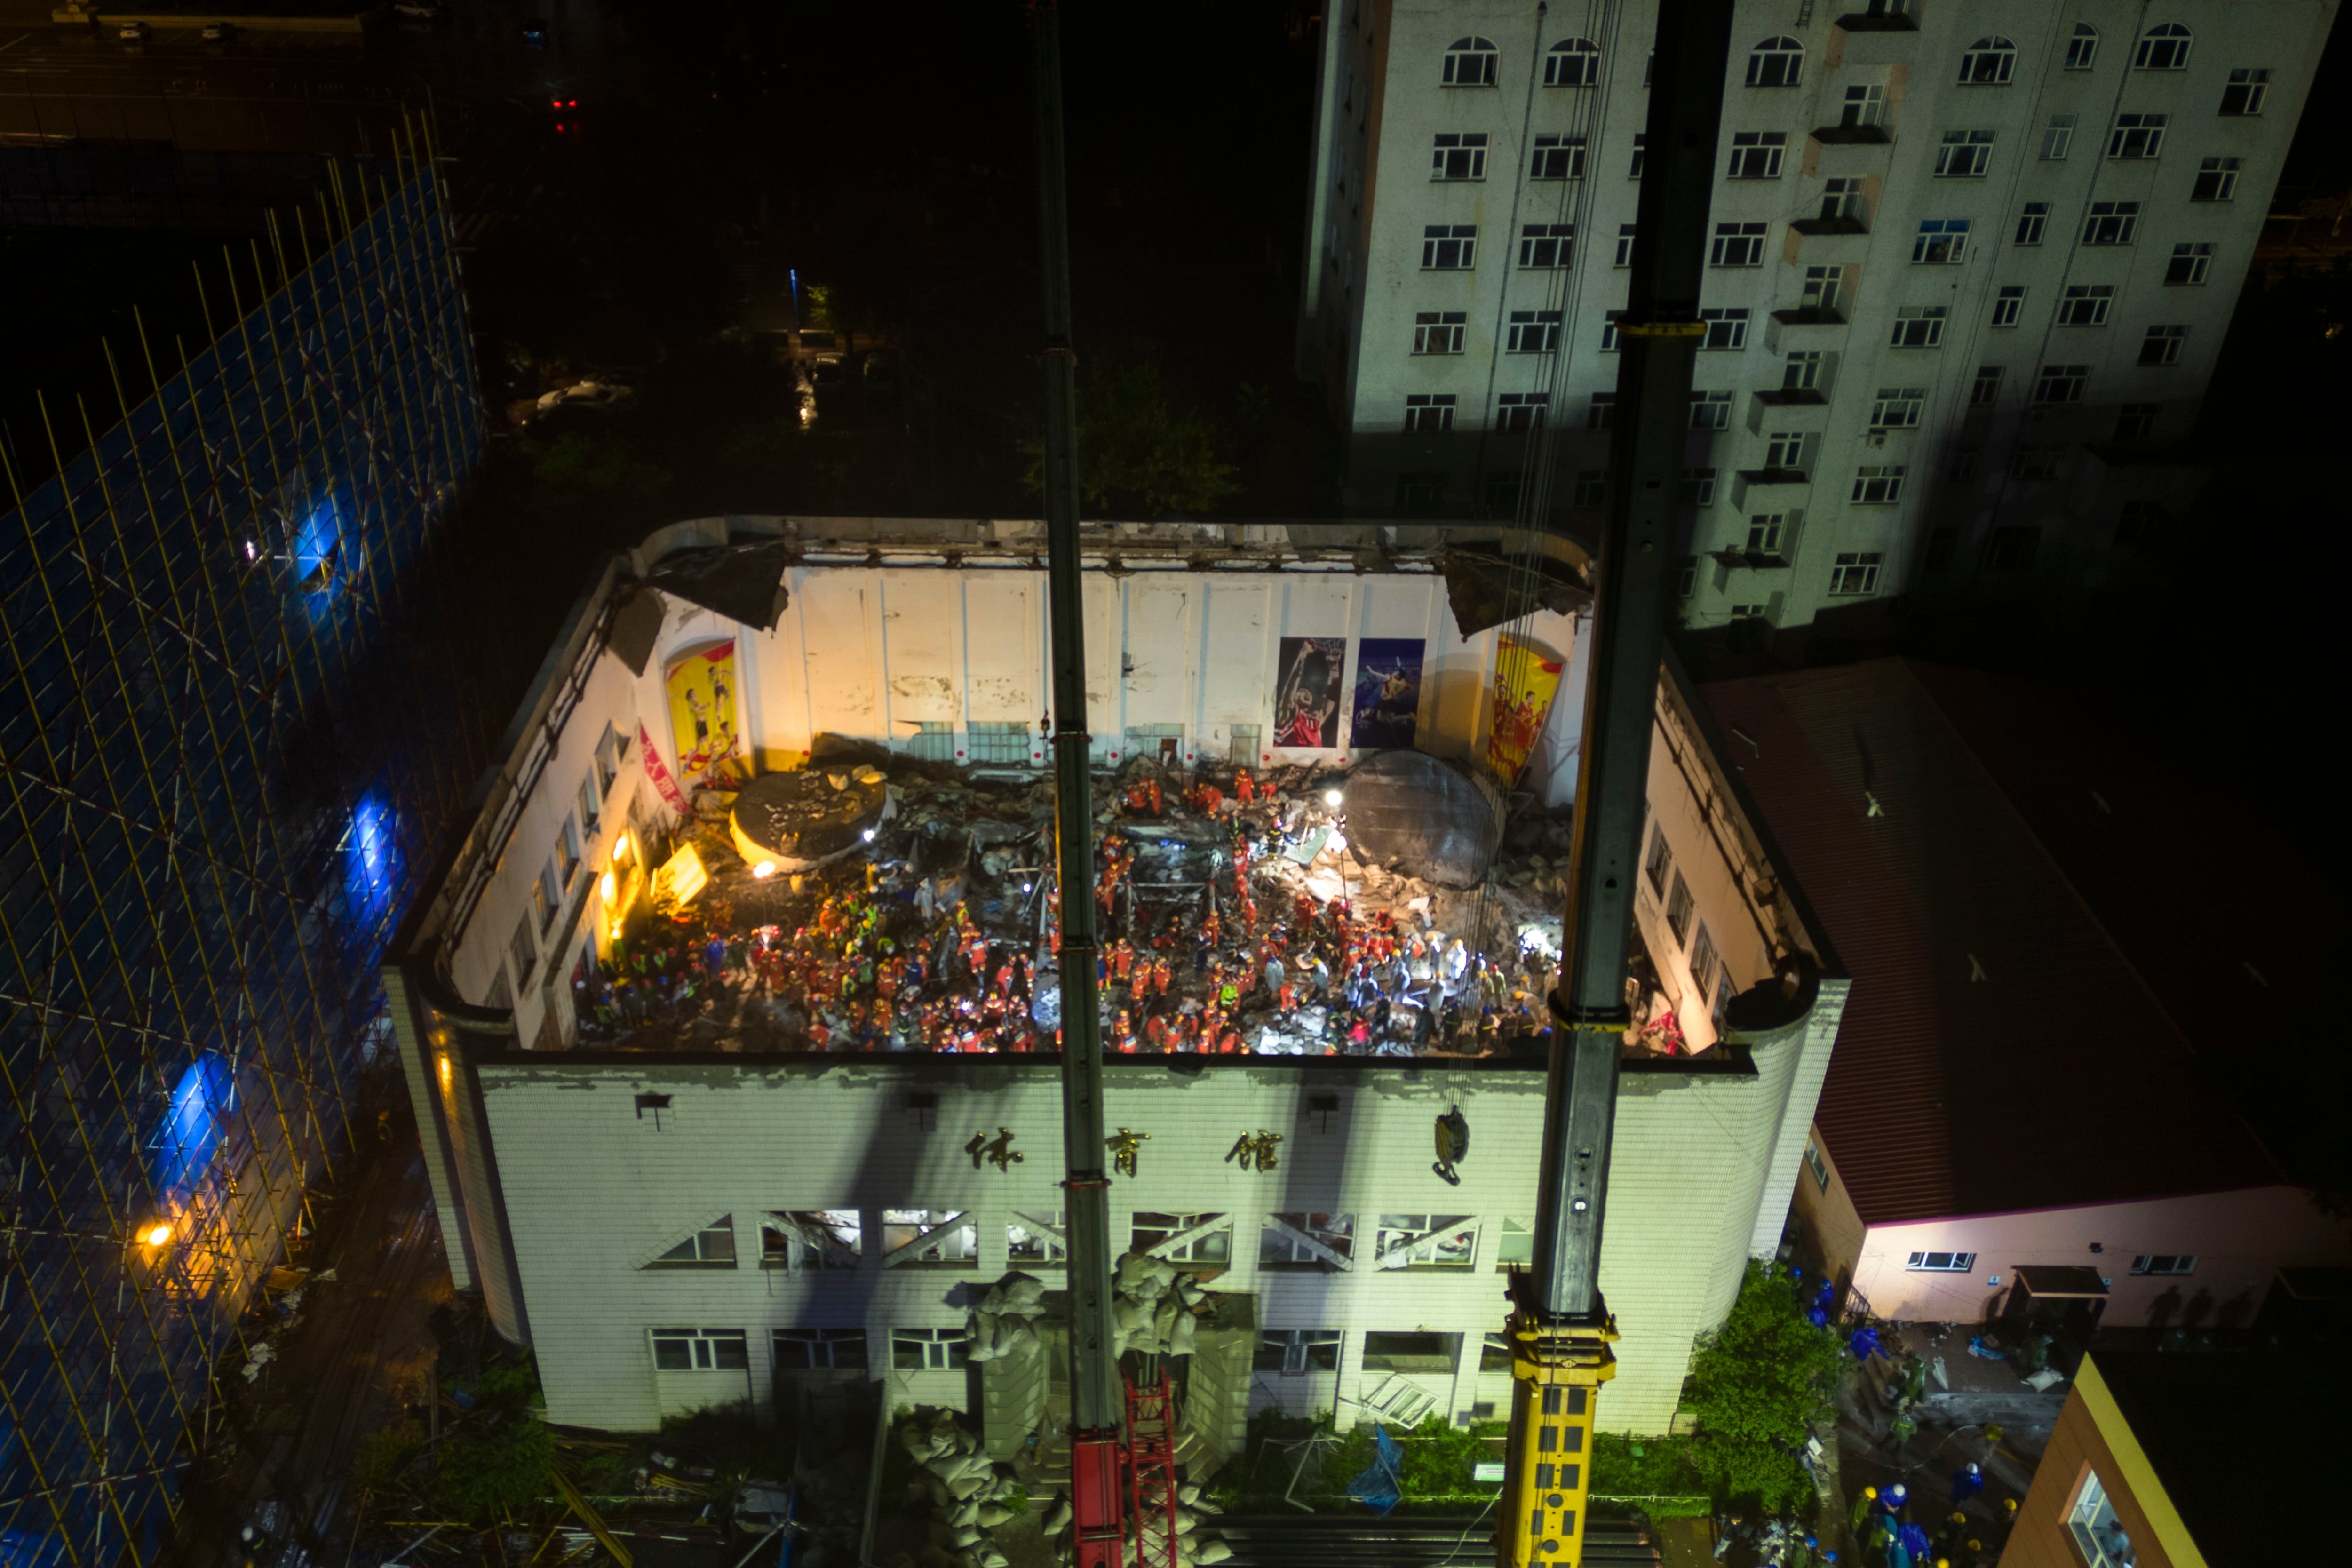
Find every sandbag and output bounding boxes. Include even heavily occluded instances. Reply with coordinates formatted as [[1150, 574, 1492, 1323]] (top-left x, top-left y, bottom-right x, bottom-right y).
[[1195, 1540, 1232, 1564]]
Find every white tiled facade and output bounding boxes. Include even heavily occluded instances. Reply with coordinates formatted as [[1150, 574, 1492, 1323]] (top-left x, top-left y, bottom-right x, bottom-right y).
[[1299, 0, 2334, 634]]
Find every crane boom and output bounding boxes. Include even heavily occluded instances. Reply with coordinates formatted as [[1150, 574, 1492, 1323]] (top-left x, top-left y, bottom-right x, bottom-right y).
[[1499, 4, 1733, 1565]]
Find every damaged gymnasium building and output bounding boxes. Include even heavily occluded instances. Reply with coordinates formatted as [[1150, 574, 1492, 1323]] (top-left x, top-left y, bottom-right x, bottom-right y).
[[386, 515, 1845, 1453]]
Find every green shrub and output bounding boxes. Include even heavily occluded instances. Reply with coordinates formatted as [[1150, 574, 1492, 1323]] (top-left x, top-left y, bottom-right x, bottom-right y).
[[351, 1422, 424, 1493], [1682, 1261, 1843, 1513]]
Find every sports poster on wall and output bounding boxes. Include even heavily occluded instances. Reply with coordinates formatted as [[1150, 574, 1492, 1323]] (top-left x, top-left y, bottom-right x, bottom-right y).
[[1349, 637, 1425, 749], [1274, 636, 1345, 748], [664, 641, 740, 789], [1485, 634, 1565, 782]]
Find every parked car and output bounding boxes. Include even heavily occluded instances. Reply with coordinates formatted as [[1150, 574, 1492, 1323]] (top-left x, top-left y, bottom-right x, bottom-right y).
[[117, 20, 148, 40], [201, 21, 236, 41], [531, 380, 637, 420], [806, 354, 847, 393]]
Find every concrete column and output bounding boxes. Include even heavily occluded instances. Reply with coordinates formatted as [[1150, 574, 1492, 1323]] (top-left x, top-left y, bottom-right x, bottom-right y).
[[749, 1324, 779, 1429], [1446, 1328, 1484, 1425]]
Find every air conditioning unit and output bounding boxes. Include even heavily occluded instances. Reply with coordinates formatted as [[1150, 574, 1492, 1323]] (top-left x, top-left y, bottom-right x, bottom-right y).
[[1868, 431, 1888, 447]]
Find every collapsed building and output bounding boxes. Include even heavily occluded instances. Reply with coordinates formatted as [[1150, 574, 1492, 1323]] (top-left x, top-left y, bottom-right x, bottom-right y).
[[388, 515, 1847, 1451]]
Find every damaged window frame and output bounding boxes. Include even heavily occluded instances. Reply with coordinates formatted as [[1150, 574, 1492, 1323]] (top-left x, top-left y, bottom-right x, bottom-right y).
[[1374, 1213, 1479, 1270], [880, 1209, 980, 1268], [647, 1216, 738, 1270], [1260, 1212, 1356, 1270], [761, 1210, 863, 1271]]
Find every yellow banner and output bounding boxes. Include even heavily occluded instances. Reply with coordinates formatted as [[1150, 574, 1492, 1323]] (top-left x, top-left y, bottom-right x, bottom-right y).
[[1486, 634, 1565, 783], [664, 640, 740, 788]]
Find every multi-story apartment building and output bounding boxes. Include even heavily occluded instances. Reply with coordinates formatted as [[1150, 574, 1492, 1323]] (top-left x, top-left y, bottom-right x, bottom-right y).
[[1298, 1, 2335, 643]]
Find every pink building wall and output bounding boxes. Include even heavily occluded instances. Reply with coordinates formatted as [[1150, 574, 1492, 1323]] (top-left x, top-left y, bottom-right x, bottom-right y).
[[1792, 1127, 2352, 1324]]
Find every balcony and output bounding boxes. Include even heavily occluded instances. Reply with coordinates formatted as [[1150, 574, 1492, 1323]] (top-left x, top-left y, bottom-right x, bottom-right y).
[[1711, 547, 1793, 571], [1809, 124, 1891, 148], [1735, 467, 1810, 486], [1835, 9, 1917, 31], [1790, 213, 1870, 235], [1770, 306, 1847, 326], [1753, 388, 1828, 407]]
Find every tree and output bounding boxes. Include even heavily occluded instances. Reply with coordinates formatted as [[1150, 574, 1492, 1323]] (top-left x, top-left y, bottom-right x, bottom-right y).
[[530, 432, 673, 515], [1682, 1261, 1845, 1513], [1024, 359, 1240, 517]]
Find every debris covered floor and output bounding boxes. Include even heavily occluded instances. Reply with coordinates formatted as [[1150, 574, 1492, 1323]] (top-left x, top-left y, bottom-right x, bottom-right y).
[[572, 748, 1712, 1060]]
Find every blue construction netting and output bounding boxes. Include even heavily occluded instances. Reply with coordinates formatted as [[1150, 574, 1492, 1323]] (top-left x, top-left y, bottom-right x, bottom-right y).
[[0, 160, 485, 1568], [1346, 1425, 1405, 1516]]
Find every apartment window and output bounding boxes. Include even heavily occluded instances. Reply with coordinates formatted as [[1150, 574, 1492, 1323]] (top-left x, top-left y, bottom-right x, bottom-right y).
[[1442, 35, 1498, 87], [2015, 202, 2050, 245], [556, 816, 581, 888], [2192, 156, 2242, 202], [1676, 556, 1700, 599], [1374, 1213, 1477, 1269], [1495, 392, 1549, 432], [1254, 1329, 1344, 1373], [1801, 265, 1843, 313], [1690, 391, 1733, 430], [2115, 500, 2172, 547], [1573, 471, 1608, 507], [1431, 132, 1488, 181], [2065, 22, 2099, 71], [2166, 242, 2214, 285], [1361, 1331, 1463, 1373], [1628, 133, 1646, 178], [2220, 67, 2271, 115], [883, 1209, 978, 1266], [2039, 115, 2076, 161], [773, 1329, 867, 1371], [2107, 112, 2168, 160], [1422, 223, 1478, 269], [1681, 468, 1718, 507], [1819, 178, 1866, 226], [1905, 1250, 1977, 1272], [2058, 284, 2115, 326], [1530, 134, 1587, 180], [652, 1328, 749, 1371], [1663, 870, 1695, 942], [1394, 472, 1446, 509], [1986, 286, 2025, 329], [1869, 387, 1927, 430], [1748, 36, 1804, 87], [1506, 310, 1561, 353], [891, 1328, 969, 1371], [2034, 363, 2090, 404], [1260, 1213, 1355, 1269], [1828, 552, 1884, 597], [2069, 1474, 2131, 1568], [1891, 306, 1948, 348], [508, 915, 537, 990], [1711, 222, 1768, 266], [1545, 36, 1601, 87], [1519, 223, 1575, 268], [1133, 1210, 1232, 1266], [1970, 365, 2004, 406], [2082, 202, 2140, 246], [1850, 466, 1906, 504], [2131, 1253, 2197, 1276], [1746, 512, 1791, 553], [2012, 445, 2064, 480], [650, 1217, 739, 1270], [1495, 1217, 1534, 1270], [596, 722, 622, 792], [1613, 224, 1639, 266], [1643, 820, 1674, 895], [1585, 393, 1617, 430], [1689, 924, 1721, 998], [762, 1210, 862, 1270], [1764, 431, 1806, 470], [1986, 525, 2042, 570], [1782, 351, 1824, 391], [2114, 403, 2161, 442], [1403, 394, 1457, 432], [533, 860, 558, 933], [2140, 326, 2189, 366], [1958, 35, 2017, 85], [1727, 131, 1788, 180], [1601, 311, 1625, 351], [579, 770, 603, 831], [1840, 85, 1890, 129], [1413, 311, 1468, 354], [1804, 1141, 1831, 1193], [1935, 130, 1995, 178], [1913, 218, 1971, 265], [1699, 308, 1750, 350], [2135, 23, 2192, 71]]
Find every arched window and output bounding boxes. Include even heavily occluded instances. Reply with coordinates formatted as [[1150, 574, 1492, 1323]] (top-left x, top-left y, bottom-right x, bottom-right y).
[[1544, 38, 1601, 87], [1958, 36, 2017, 85], [1442, 36, 1498, 87], [2135, 23, 2192, 70], [2064, 22, 2098, 71], [1747, 36, 1804, 87]]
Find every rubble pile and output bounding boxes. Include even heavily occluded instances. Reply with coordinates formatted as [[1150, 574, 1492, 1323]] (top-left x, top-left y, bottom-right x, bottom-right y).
[[897, 1409, 1023, 1568]]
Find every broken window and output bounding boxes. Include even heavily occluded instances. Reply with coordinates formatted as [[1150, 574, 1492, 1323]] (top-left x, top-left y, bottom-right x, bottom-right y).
[[1261, 1213, 1355, 1269], [647, 1216, 738, 1270], [1360, 1330, 1463, 1371], [1374, 1214, 1478, 1269], [651, 1327, 748, 1370], [1644, 824, 1675, 898], [774, 1328, 868, 1370], [1253, 1329, 1343, 1374], [761, 1210, 862, 1271], [1665, 871, 1695, 945], [1007, 1211, 1067, 1264], [892, 1327, 970, 1371], [881, 1210, 977, 1268], [1495, 1217, 1534, 1270], [1132, 1211, 1233, 1268]]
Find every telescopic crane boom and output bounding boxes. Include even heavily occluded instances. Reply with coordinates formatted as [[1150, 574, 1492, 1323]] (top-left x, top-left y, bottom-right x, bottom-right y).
[[1499, 4, 1732, 1566]]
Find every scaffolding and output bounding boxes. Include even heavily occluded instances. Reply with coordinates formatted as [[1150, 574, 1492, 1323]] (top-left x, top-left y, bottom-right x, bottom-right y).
[[0, 130, 484, 1568]]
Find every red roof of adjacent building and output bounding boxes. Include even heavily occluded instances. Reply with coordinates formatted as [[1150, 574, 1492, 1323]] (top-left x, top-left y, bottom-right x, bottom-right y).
[[1701, 659, 2308, 1226]]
